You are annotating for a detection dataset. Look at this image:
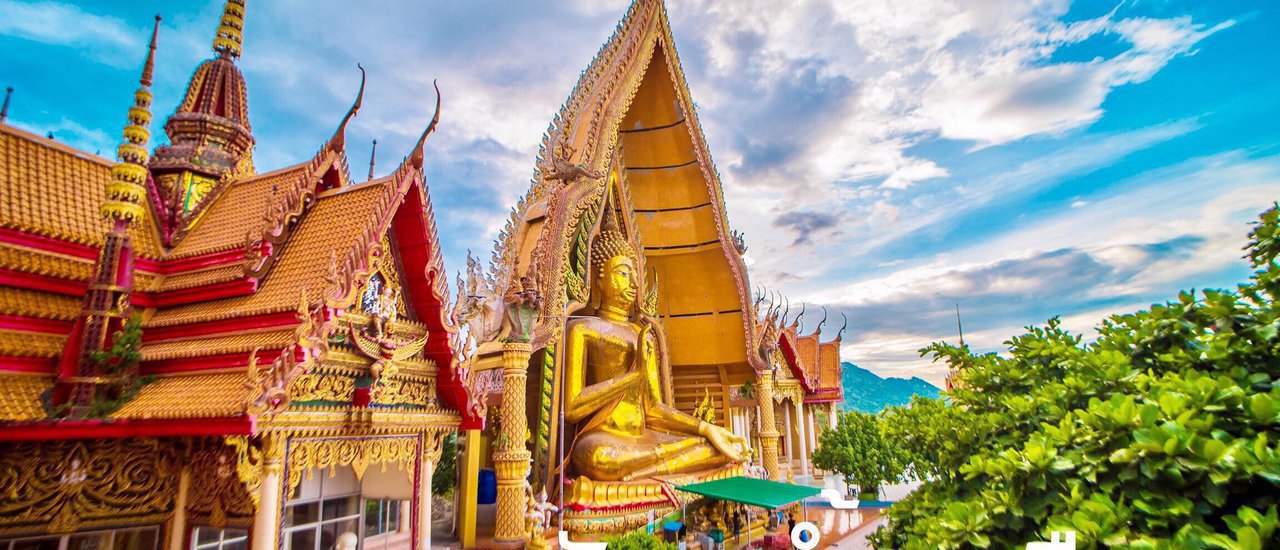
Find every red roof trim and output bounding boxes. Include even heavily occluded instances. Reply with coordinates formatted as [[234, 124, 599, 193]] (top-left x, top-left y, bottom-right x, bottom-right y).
[[142, 311, 298, 343], [0, 415, 256, 441], [0, 355, 56, 374], [0, 314, 72, 334], [0, 228, 268, 275]]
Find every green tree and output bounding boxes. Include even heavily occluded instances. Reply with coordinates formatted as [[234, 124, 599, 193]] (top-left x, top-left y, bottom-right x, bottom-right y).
[[881, 394, 965, 480], [602, 530, 676, 549], [812, 410, 905, 498], [432, 432, 457, 497], [872, 207, 1280, 549]]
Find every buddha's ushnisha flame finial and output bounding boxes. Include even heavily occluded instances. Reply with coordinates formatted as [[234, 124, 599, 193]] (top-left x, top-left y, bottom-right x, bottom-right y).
[[212, 0, 246, 60], [101, 14, 161, 226]]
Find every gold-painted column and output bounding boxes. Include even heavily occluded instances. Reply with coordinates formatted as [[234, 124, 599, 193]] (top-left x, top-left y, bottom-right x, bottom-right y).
[[457, 431, 482, 549], [251, 436, 285, 550], [757, 371, 781, 481], [166, 463, 191, 550], [493, 341, 533, 545]]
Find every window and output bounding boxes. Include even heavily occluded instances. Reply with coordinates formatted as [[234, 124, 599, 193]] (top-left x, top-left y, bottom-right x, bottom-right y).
[[363, 499, 402, 536], [2, 527, 158, 550], [191, 528, 247, 550], [283, 468, 361, 550]]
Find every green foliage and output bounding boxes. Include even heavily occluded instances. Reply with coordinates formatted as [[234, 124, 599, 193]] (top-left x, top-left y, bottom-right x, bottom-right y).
[[881, 394, 966, 480], [88, 315, 143, 375], [49, 315, 152, 420], [738, 379, 755, 399], [811, 410, 906, 495], [602, 530, 676, 550], [871, 207, 1280, 549], [433, 432, 457, 497]]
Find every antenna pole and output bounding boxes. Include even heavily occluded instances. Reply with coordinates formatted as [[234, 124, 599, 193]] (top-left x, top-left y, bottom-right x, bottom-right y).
[[955, 303, 965, 347]]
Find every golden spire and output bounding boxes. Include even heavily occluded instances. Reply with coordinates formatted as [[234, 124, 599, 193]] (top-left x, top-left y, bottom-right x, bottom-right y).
[[212, 0, 246, 59], [101, 15, 160, 226]]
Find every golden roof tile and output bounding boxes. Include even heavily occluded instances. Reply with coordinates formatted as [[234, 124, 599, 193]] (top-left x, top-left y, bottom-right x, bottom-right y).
[[0, 329, 67, 358], [0, 287, 81, 321], [0, 244, 95, 281], [155, 264, 244, 292], [148, 183, 383, 327], [0, 124, 164, 258], [112, 372, 248, 419], [0, 374, 50, 421], [167, 164, 309, 259], [141, 328, 294, 361]]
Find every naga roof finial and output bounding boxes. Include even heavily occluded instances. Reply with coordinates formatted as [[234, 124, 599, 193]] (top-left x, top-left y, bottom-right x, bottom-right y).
[[212, 0, 246, 60], [794, 302, 806, 332], [816, 305, 828, 335], [101, 14, 161, 226], [408, 80, 442, 170], [328, 64, 365, 153], [836, 312, 848, 342]]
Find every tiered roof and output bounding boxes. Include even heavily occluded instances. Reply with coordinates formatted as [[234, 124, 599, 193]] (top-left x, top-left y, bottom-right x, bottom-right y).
[[0, 2, 472, 435]]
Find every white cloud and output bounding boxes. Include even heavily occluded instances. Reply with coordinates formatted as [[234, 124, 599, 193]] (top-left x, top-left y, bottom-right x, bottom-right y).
[[0, 1, 140, 67]]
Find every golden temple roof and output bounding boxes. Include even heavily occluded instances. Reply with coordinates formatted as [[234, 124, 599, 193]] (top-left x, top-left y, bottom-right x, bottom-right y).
[[0, 330, 66, 358], [0, 375, 49, 421], [0, 287, 81, 321], [112, 372, 248, 419], [147, 181, 383, 327], [0, 124, 165, 258], [141, 328, 294, 361], [166, 163, 307, 259]]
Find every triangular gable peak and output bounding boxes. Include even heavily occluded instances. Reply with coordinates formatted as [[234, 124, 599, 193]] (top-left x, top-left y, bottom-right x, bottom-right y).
[[498, 0, 761, 386]]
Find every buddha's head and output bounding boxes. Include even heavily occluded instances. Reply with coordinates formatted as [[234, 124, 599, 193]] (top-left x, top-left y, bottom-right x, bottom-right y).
[[591, 227, 639, 310]]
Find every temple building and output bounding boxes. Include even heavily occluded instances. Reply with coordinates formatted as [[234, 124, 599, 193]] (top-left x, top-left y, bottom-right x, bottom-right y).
[[0, 2, 477, 549], [450, 0, 845, 545]]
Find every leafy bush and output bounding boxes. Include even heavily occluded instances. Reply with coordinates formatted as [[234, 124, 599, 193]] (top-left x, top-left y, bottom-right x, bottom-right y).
[[433, 432, 457, 497], [602, 530, 676, 549], [812, 410, 906, 496], [872, 208, 1280, 548]]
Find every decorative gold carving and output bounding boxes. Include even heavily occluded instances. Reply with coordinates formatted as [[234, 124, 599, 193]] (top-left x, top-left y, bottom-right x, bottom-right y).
[[285, 437, 418, 496], [225, 435, 264, 508], [0, 439, 177, 536], [245, 291, 335, 416], [289, 373, 356, 403], [371, 377, 434, 407], [349, 285, 428, 386], [187, 439, 255, 528]]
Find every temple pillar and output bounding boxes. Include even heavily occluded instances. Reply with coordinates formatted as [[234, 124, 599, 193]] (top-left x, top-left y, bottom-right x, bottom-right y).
[[493, 341, 532, 546], [457, 430, 482, 549], [166, 463, 190, 550], [795, 398, 809, 477], [251, 436, 284, 550], [756, 371, 781, 481]]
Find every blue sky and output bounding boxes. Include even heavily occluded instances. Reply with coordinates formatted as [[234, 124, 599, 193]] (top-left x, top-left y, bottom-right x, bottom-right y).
[[2, 0, 1277, 386]]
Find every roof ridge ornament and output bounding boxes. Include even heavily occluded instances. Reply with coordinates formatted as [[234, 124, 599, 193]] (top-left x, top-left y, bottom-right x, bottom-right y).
[[212, 0, 246, 60], [407, 80, 442, 170], [327, 64, 366, 153]]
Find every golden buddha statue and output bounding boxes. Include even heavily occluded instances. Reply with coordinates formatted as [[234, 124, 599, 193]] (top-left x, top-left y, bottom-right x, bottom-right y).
[[565, 223, 747, 482]]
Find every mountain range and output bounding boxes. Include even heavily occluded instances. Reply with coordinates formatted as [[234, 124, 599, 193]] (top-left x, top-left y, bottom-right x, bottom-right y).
[[841, 362, 941, 413]]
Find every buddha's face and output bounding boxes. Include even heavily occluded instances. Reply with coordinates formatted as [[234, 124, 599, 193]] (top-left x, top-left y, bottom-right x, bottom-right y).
[[600, 255, 638, 309]]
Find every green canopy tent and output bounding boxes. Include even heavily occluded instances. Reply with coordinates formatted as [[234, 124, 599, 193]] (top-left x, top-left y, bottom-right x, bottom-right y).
[[676, 476, 821, 547]]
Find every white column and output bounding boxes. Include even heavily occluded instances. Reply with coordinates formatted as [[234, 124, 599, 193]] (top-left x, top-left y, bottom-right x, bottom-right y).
[[251, 437, 284, 550], [796, 400, 809, 477], [167, 464, 190, 550]]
